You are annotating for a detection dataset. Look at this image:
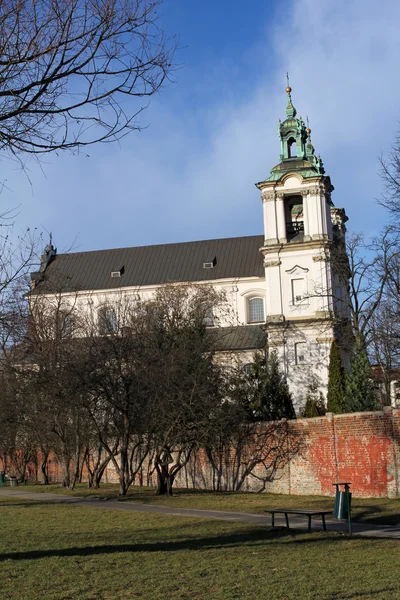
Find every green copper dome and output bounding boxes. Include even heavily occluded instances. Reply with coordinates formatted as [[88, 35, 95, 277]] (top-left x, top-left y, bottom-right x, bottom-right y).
[[265, 87, 325, 183]]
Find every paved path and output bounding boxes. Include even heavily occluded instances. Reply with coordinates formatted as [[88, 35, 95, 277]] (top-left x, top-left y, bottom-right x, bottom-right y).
[[1, 489, 399, 540]]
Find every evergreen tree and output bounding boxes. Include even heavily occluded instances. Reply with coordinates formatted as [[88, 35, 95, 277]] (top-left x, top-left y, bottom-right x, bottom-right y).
[[302, 377, 326, 418], [245, 351, 296, 421], [326, 341, 346, 413], [344, 341, 379, 412]]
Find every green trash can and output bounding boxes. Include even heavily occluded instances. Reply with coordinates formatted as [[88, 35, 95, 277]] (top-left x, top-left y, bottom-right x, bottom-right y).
[[334, 489, 352, 519], [332, 482, 352, 534], [0, 472, 4, 485]]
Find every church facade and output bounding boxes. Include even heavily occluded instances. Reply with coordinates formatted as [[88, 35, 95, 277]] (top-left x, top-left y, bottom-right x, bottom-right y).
[[31, 86, 349, 412]]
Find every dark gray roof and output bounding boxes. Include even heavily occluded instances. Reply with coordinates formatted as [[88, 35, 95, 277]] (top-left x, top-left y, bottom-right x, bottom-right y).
[[13, 325, 266, 364], [34, 235, 264, 293], [212, 325, 266, 351]]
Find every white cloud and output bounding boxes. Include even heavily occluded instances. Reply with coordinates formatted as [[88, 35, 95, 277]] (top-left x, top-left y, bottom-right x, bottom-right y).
[[3, 0, 399, 251]]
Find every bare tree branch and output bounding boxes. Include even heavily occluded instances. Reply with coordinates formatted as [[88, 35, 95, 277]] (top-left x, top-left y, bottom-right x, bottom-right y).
[[0, 0, 176, 157]]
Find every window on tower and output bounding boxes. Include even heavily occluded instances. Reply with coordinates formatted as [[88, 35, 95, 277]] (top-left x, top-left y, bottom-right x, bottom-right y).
[[291, 279, 305, 305], [287, 137, 296, 158], [285, 195, 304, 242]]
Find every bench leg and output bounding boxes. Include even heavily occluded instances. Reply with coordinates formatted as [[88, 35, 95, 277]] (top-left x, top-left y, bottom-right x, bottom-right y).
[[308, 515, 312, 532], [271, 513, 275, 527], [322, 514, 327, 531], [285, 513, 290, 529]]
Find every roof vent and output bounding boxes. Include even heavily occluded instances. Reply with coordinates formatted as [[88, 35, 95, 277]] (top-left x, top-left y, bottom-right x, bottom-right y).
[[203, 257, 217, 269], [111, 266, 125, 278]]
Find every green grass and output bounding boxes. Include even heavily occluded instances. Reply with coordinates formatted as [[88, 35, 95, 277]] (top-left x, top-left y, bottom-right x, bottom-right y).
[[24, 482, 400, 525], [0, 496, 400, 600]]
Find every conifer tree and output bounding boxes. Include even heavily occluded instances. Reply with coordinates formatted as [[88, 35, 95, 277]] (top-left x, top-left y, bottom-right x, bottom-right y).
[[245, 351, 296, 421], [302, 377, 326, 418], [344, 341, 379, 412], [326, 341, 346, 413]]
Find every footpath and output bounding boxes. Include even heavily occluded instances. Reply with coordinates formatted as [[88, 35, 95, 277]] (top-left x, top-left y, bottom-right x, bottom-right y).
[[1, 489, 399, 540]]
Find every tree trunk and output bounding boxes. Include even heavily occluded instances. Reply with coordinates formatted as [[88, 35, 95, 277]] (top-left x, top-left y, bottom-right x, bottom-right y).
[[39, 452, 49, 485], [155, 462, 175, 496]]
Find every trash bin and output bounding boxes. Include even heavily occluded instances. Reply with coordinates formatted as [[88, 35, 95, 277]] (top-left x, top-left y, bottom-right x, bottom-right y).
[[0, 472, 4, 485], [9, 476, 18, 487], [334, 489, 352, 519], [332, 482, 352, 534]]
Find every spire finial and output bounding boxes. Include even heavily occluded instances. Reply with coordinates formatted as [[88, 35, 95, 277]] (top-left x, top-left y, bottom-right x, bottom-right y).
[[285, 73, 296, 118], [306, 116, 311, 135], [286, 72, 292, 94]]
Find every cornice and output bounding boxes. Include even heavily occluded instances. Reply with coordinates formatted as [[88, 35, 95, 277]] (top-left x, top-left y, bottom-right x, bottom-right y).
[[260, 239, 331, 255], [263, 259, 281, 268]]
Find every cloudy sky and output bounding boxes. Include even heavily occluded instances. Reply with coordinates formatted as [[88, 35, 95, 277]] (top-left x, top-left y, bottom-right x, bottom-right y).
[[4, 0, 400, 254]]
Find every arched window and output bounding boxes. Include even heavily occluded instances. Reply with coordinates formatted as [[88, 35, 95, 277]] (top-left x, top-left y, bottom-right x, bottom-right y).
[[287, 137, 296, 158], [248, 297, 265, 323], [98, 305, 118, 335]]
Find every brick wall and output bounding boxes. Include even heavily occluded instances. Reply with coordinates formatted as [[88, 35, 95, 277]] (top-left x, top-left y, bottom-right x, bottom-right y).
[[171, 408, 400, 498], [39, 408, 400, 498]]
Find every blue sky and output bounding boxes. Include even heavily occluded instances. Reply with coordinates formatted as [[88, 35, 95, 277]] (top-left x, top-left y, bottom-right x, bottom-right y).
[[3, 0, 400, 254]]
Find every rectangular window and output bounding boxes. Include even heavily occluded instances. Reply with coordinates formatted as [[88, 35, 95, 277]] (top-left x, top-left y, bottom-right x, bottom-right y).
[[295, 342, 307, 365], [202, 306, 214, 327], [291, 278, 304, 305], [98, 306, 118, 335]]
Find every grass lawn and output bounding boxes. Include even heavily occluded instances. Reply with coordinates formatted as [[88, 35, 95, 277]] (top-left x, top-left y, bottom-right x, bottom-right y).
[[0, 496, 400, 600], [24, 483, 400, 526]]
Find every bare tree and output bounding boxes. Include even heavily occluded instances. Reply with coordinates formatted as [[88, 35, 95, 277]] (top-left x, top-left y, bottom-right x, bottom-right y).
[[78, 293, 154, 496], [379, 131, 400, 221], [0, 0, 176, 157], [312, 232, 396, 349], [22, 289, 91, 488]]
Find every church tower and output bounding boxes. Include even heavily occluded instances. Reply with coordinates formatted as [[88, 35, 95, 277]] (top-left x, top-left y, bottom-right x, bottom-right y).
[[256, 83, 348, 411]]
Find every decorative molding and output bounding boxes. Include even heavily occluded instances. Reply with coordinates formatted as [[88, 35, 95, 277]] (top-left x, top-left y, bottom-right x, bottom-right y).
[[262, 191, 275, 202], [263, 259, 281, 268], [312, 252, 329, 262], [285, 264, 309, 275], [239, 287, 266, 298], [306, 185, 321, 195], [266, 314, 285, 323], [262, 239, 330, 255]]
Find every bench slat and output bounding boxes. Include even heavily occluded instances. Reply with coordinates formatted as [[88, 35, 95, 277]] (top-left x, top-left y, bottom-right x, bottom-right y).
[[265, 509, 331, 516]]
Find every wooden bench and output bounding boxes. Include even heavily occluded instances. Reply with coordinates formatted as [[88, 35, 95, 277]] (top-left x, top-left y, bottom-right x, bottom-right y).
[[265, 509, 332, 532]]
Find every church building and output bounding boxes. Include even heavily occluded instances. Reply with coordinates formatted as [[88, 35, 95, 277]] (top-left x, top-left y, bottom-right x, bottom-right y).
[[31, 86, 349, 412]]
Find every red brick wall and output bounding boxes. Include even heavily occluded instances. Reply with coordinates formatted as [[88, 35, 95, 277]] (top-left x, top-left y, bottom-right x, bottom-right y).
[[31, 408, 400, 498], [172, 408, 400, 498], [264, 408, 400, 498]]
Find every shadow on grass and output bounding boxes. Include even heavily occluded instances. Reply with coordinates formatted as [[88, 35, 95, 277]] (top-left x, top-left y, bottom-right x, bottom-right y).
[[336, 589, 400, 599], [0, 528, 350, 562], [353, 505, 400, 526]]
